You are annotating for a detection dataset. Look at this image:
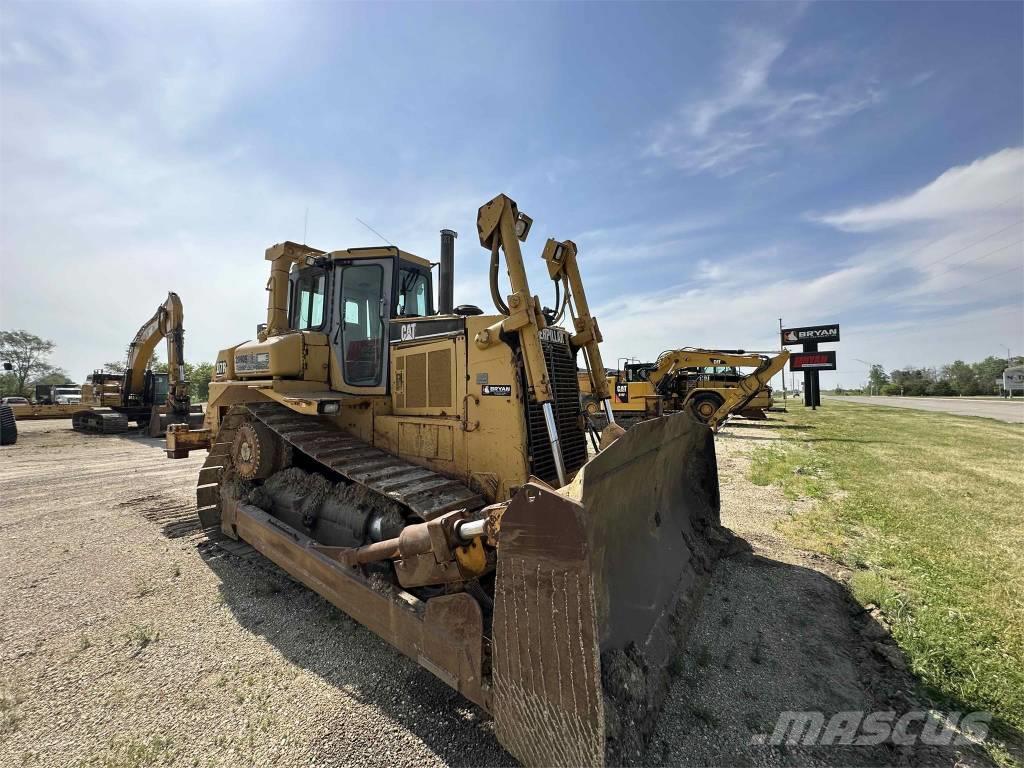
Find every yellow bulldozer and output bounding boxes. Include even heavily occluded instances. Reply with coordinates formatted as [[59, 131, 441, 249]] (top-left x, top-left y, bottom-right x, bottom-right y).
[[73, 292, 203, 434], [583, 348, 789, 431], [166, 194, 731, 765]]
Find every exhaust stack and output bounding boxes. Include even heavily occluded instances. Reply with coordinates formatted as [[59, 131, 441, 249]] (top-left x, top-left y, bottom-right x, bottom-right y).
[[439, 229, 456, 315]]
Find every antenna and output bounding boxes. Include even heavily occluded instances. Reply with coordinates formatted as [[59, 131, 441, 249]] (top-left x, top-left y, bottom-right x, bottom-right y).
[[356, 217, 394, 246]]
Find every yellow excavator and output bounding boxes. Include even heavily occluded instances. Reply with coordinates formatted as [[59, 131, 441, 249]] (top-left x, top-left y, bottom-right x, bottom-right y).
[[166, 194, 731, 765], [73, 292, 202, 434], [585, 348, 790, 431]]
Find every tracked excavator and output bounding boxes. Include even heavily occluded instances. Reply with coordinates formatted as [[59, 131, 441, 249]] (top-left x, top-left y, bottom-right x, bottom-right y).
[[586, 348, 789, 431], [166, 195, 731, 765], [73, 292, 202, 434]]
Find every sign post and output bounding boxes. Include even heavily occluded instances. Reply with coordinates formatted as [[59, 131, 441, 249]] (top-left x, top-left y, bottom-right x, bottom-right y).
[[781, 324, 840, 409]]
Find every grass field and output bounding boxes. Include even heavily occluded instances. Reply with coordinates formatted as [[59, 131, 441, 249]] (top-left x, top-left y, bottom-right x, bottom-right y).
[[750, 400, 1023, 760]]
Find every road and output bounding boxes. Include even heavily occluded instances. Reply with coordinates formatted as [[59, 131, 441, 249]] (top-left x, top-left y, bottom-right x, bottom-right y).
[[831, 395, 1024, 423]]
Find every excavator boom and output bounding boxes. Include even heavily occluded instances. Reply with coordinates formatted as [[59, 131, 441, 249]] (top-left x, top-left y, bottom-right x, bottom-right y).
[[73, 292, 202, 434]]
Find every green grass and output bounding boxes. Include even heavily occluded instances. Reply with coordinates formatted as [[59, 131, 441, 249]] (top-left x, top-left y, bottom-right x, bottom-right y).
[[750, 401, 1023, 755]]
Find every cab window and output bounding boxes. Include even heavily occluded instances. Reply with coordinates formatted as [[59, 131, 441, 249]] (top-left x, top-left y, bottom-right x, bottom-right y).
[[291, 271, 326, 330], [341, 264, 385, 386], [397, 267, 429, 317]]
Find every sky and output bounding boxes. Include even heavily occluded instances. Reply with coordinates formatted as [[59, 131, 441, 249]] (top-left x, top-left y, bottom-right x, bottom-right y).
[[1, 1, 1022, 390]]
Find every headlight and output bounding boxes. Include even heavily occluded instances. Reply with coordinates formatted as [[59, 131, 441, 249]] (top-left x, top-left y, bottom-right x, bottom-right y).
[[318, 401, 340, 414]]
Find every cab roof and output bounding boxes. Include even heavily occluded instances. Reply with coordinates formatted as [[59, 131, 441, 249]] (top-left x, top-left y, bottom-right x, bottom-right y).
[[266, 240, 431, 269]]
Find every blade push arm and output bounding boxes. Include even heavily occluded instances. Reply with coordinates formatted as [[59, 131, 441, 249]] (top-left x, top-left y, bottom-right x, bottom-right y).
[[475, 194, 552, 403], [540, 238, 616, 425]]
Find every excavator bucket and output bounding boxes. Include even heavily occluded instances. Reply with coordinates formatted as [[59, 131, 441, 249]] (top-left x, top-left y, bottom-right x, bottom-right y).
[[492, 412, 728, 766]]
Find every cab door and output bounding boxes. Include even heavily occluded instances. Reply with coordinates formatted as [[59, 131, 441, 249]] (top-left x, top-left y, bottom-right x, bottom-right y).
[[332, 258, 394, 396]]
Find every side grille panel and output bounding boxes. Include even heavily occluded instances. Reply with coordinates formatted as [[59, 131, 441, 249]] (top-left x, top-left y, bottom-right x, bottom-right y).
[[427, 348, 452, 408], [405, 352, 427, 408], [525, 338, 588, 486]]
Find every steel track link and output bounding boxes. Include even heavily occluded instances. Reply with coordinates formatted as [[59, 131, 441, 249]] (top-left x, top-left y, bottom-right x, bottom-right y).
[[195, 402, 485, 535]]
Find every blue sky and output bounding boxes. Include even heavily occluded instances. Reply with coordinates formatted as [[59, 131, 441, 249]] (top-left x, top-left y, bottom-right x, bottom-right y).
[[1, 1, 1022, 388]]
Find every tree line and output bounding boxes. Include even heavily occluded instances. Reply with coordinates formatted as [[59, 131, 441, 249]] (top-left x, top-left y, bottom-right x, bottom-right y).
[[847, 355, 1024, 397], [0, 329, 214, 402]]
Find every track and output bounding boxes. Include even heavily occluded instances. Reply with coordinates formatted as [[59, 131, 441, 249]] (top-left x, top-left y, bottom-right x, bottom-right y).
[[72, 408, 131, 433], [196, 403, 485, 530]]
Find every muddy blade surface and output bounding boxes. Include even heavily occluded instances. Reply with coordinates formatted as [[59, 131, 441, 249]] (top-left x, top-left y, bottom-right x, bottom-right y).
[[492, 413, 724, 766]]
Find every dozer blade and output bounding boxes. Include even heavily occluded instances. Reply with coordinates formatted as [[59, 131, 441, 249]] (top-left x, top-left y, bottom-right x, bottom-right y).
[[492, 412, 728, 766], [148, 407, 205, 437]]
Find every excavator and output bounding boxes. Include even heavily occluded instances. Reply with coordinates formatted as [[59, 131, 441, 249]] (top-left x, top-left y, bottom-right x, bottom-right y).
[[165, 194, 732, 766], [585, 348, 790, 431], [73, 292, 202, 434]]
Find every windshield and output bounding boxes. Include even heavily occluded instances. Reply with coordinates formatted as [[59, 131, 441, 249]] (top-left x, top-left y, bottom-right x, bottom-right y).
[[291, 269, 327, 330], [397, 267, 429, 317]]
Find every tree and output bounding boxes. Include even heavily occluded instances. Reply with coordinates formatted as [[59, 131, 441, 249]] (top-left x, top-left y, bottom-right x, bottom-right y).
[[103, 361, 126, 374], [941, 360, 979, 396], [190, 362, 214, 403], [867, 364, 889, 394], [0, 330, 58, 396], [971, 356, 1017, 395], [32, 369, 73, 386], [889, 367, 935, 396]]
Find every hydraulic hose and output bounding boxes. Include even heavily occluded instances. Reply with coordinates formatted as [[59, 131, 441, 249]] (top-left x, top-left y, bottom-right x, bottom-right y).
[[489, 240, 510, 315]]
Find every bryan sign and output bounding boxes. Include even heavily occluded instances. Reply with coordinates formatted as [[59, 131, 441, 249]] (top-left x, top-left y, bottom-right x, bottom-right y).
[[790, 351, 838, 372], [781, 324, 840, 346]]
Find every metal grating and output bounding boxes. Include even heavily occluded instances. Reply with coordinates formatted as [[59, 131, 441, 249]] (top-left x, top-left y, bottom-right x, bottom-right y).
[[525, 338, 589, 486], [405, 352, 427, 408], [427, 348, 452, 408]]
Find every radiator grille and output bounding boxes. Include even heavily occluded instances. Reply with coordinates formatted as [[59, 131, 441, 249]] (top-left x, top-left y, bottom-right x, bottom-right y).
[[405, 353, 427, 408], [427, 348, 452, 408], [525, 338, 588, 486]]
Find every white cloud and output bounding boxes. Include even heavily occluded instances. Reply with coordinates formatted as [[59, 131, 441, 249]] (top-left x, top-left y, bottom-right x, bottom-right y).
[[646, 25, 882, 176], [0, 4, 484, 382], [816, 147, 1024, 231]]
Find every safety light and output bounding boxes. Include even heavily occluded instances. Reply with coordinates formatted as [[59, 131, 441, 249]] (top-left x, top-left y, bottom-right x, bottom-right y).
[[514, 212, 533, 242]]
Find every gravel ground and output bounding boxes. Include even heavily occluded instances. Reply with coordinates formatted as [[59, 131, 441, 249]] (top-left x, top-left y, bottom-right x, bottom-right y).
[[0, 417, 991, 767]]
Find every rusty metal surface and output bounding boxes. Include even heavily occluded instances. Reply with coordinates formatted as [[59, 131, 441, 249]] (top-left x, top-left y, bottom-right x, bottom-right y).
[[229, 498, 489, 710], [492, 483, 606, 767], [247, 402, 484, 520], [581, 411, 721, 666]]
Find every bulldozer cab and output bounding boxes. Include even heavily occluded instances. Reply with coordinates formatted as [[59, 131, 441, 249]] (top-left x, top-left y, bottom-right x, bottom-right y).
[[287, 249, 434, 393]]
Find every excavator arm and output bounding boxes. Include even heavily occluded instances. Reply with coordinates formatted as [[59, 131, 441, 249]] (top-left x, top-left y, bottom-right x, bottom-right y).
[[701, 350, 789, 430], [649, 347, 790, 431], [122, 292, 191, 420]]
